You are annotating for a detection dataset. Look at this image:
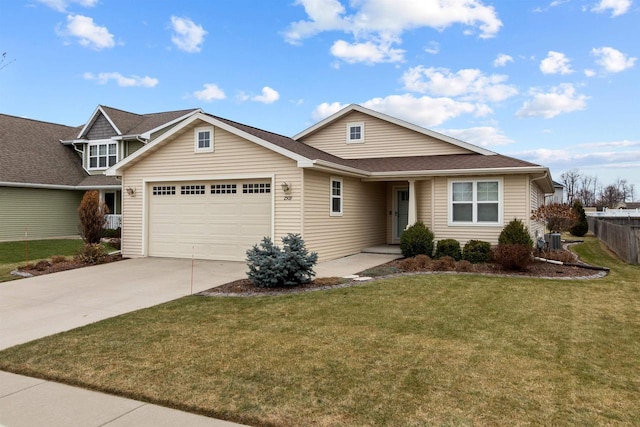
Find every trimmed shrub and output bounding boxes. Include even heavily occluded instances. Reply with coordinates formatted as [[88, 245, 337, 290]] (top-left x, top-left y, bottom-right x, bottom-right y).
[[50, 255, 67, 264], [78, 190, 109, 244], [75, 243, 108, 265], [462, 240, 492, 263], [435, 239, 461, 260], [570, 201, 589, 237], [492, 244, 532, 271], [103, 227, 122, 239], [455, 260, 474, 272], [398, 254, 431, 272], [432, 256, 456, 271], [34, 260, 51, 271], [246, 234, 318, 288], [400, 221, 435, 258], [499, 218, 533, 247]]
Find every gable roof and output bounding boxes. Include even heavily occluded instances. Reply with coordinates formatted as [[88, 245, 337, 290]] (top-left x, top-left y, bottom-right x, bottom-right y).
[[293, 104, 497, 156], [76, 105, 201, 140], [0, 113, 88, 187]]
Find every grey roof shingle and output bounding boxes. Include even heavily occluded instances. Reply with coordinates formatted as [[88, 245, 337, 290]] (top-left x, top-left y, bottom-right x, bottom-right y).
[[98, 106, 199, 137], [0, 114, 87, 186]]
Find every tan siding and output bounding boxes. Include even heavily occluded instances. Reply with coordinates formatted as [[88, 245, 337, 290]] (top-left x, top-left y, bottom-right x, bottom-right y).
[[529, 179, 546, 239], [303, 170, 386, 261], [0, 187, 82, 241], [432, 175, 532, 245], [300, 111, 472, 159], [416, 180, 433, 231], [120, 121, 301, 258]]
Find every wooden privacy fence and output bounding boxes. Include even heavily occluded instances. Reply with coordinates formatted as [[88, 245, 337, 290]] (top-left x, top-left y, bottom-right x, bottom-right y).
[[588, 216, 640, 265]]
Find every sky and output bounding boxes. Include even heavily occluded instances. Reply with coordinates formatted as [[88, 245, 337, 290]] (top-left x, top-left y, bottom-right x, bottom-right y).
[[1, 0, 638, 197]]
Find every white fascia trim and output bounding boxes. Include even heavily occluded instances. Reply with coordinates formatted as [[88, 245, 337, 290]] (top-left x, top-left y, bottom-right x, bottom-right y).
[[293, 104, 496, 156], [61, 138, 89, 146], [107, 112, 312, 176], [0, 181, 121, 191], [77, 105, 122, 139], [297, 159, 370, 178], [362, 166, 551, 180]]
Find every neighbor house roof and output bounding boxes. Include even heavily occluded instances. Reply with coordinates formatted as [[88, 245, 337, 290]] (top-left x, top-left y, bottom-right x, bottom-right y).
[[0, 113, 87, 187]]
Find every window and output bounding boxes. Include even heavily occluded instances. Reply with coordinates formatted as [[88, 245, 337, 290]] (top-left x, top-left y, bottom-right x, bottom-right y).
[[450, 180, 501, 224], [346, 122, 364, 143], [243, 183, 271, 194], [181, 185, 206, 195], [211, 184, 237, 194], [194, 126, 214, 153], [330, 177, 343, 216], [152, 186, 176, 196], [88, 142, 117, 169]]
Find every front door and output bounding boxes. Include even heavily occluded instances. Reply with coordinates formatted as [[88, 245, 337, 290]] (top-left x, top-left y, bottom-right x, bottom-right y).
[[104, 192, 116, 215], [394, 188, 409, 242]]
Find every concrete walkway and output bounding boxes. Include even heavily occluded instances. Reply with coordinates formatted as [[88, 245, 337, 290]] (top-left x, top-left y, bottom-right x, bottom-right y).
[[0, 252, 400, 427]]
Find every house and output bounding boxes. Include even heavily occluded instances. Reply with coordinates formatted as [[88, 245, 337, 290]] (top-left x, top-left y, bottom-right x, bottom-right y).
[[0, 106, 200, 241], [545, 180, 564, 204], [107, 104, 554, 262]]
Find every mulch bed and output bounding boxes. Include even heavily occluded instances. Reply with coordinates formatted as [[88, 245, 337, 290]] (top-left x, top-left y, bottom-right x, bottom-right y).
[[17, 254, 123, 277]]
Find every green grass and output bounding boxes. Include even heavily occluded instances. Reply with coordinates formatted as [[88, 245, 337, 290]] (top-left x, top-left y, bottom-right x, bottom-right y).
[[0, 239, 117, 282], [0, 237, 638, 426]]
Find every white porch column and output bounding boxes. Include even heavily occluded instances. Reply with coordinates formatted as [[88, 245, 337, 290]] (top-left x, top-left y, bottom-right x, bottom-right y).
[[407, 179, 417, 227]]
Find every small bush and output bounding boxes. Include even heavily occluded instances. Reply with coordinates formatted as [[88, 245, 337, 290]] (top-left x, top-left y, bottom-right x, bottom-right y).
[[492, 244, 532, 271], [400, 221, 435, 258], [50, 255, 67, 264], [246, 234, 318, 288], [432, 256, 456, 271], [570, 201, 589, 237], [106, 238, 121, 251], [435, 239, 461, 260], [78, 190, 109, 244], [462, 240, 492, 263], [455, 260, 474, 272], [414, 254, 432, 269], [103, 227, 122, 239], [34, 260, 51, 271], [499, 218, 533, 247], [75, 243, 108, 265]]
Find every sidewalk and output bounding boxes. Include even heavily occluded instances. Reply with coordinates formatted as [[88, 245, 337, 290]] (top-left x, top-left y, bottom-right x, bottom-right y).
[[0, 252, 400, 427]]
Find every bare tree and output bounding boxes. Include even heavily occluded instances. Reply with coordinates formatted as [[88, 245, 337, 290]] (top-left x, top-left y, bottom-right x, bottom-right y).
[[598, 184, 624, 209], [576, 174, 597, 206], [629, 184, 636, 202], [560, 169, 581, 204]]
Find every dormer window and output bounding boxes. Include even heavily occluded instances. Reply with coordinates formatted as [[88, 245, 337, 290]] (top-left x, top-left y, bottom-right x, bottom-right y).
[[88, 142, 117, 169], [346, 122, 364, 144], [194, 126, 214, 153]]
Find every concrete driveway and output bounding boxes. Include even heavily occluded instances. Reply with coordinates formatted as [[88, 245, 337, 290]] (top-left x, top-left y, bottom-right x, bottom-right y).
[[0, 257, 248, 350]]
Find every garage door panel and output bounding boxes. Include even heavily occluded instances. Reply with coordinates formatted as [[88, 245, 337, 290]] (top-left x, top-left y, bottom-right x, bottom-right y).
[[148, 180, 271, 261]]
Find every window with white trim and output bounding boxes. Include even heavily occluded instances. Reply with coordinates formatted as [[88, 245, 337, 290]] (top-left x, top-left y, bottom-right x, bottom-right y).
[[450, 180, 501, 224], [346, 122, 364, 143], [88, 142, 117, 169], [330, 177, 343, 216], [194, 126, 214, 153]]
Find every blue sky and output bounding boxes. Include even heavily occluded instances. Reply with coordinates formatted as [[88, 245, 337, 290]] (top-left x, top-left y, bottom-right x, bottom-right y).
[[1, 0, 638, 196]]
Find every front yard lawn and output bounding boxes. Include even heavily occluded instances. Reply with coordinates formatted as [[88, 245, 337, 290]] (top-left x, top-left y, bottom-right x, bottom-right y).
[[0, 237, 638, 426]]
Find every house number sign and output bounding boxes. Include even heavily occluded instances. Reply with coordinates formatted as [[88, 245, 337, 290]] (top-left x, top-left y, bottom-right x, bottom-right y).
[[284, 196, 293, 200]]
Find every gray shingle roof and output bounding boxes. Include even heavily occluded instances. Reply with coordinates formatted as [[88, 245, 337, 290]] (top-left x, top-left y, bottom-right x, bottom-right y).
[[0, 114, 87, 186], [99, 106, 199, 137]]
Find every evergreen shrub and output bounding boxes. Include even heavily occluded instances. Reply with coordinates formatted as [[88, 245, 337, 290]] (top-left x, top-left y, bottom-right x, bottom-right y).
[[399, 221, 435, 258]]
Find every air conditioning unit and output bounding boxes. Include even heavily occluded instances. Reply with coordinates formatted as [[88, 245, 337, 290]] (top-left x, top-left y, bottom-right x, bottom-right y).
[[544, 233, 562, 250]]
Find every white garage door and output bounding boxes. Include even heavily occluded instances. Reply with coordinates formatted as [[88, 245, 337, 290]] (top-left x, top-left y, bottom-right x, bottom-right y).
[[148, 179, 272, 261]]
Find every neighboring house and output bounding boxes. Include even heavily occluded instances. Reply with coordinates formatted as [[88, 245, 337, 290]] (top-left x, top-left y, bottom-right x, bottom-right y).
[[108, 104, 554, 262], [545, 180, 564, 204], [0, 106, 200, 241]]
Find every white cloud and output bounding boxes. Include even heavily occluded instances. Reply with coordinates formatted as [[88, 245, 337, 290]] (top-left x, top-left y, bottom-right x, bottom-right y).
[[252, 86, 280, 104], [330, 39, 404, 64], [591, 47, 636, 72], [312, 101, 347, 121], [577, 140, 640, 149], [83, 72, 158, 87], [193, 83, 226, 101], [539, 51, 573, 75], [441, 126, 514, 146], [285, 0, 502, 64], [517, 83, 588, 119], [584, 69, 597, 77], [37, 0, 98, 12], [59, 14, 115, 50], [493, 53, 513, 67], [170, 16, 207, 53], [424, 41, 440, 55], [591, 0, 632, 17], [401, 66, 518, 102]]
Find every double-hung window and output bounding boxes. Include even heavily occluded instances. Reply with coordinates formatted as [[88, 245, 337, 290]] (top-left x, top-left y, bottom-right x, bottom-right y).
[[88, 142, 117, 169], [330, 177, 343, 216], [450, 179, 501, 224], [194, 126, 214, 153]]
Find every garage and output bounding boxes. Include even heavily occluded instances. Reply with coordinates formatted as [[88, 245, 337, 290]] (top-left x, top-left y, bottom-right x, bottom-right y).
[[147, 179, 272, 261]]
